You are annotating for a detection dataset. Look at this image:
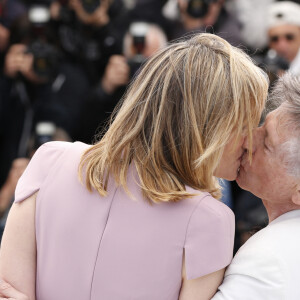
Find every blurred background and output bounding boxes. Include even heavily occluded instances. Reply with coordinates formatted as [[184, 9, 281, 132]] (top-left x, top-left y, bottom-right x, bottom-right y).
[[1, 0, 300, 251]]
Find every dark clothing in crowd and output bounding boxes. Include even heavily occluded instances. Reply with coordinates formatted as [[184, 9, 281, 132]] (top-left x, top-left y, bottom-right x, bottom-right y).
[[53, 0, 128, 84], [49, 0, 129, 141], [170, 7, 243, 47], [75, 83, 125, 143], [0, 0, 26, 28], [0, 73, 63, 186]]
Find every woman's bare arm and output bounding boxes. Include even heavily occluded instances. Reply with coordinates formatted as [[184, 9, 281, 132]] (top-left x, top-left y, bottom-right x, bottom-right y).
[[0, 193, 37, 300], [179, 253, 225, 300]]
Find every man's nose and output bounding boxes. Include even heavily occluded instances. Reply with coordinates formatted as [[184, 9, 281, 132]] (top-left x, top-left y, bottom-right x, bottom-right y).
[[275, 39, 289, 56]]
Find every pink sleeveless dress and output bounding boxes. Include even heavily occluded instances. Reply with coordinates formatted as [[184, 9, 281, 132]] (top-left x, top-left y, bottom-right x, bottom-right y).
[[15, 141, 235, 300]]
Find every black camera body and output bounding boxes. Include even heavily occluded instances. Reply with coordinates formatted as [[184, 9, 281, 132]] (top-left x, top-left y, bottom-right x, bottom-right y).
[[127, 22, 148, 79], [187, 0, 218, 18], [27, 5, 60, 80], [127, 56, 144, 79], [27, 40, 59, 80], [33, 122, 56, 151]]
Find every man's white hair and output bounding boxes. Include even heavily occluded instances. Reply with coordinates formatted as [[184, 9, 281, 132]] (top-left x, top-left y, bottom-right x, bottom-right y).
[[271, 73, 300, 178]]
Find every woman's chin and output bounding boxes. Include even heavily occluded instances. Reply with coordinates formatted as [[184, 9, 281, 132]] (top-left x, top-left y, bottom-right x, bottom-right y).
[[215, 164, 240, 181], [220, 172, 238, 181]]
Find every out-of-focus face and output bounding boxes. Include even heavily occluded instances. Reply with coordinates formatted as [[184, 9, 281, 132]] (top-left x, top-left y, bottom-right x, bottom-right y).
[[177, 0, 188, 12], [237, 107, 297, 203], [268, 24, 300, 62], [214, 132, 246, 181]]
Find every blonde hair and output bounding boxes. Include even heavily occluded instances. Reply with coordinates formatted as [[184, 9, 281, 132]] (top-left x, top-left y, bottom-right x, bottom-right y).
[[79, 33, 269, 202]]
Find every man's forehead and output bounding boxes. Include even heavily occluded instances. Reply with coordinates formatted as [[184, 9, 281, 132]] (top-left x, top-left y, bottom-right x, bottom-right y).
[[265, 105, 294, 144], [264, 107, 285, 143], [264, 106, 281, 124], [269, 24, 300, 34]]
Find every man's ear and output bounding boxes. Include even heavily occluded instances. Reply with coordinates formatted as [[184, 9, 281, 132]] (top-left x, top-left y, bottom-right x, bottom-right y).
[[291, 183, 300, 206]]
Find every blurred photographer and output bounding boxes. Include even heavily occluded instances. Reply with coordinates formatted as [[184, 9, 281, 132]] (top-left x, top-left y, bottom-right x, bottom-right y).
[[266, 1, 300, 76], [45, 0, 128, 140], [0, 7, 68, 191], [75, 22, 168, 143], [170, 0, 242, 46], [4, 5, 60, 83], [102, 22, 167, 94], [49, 0, 128, 84]]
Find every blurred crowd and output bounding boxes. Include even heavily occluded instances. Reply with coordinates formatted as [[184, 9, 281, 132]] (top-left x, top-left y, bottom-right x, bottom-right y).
[[1, 0, 300, 250]]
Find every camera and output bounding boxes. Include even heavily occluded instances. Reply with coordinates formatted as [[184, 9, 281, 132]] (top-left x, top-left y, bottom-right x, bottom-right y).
[[27, 40, 60, 80], [34, 122, 56, 150], [27, 5, 60, 80], [127, 22, 148, 79], [186, 0, 218, 18]]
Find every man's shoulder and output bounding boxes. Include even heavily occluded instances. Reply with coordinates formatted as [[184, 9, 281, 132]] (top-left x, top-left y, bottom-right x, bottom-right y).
[[226, 211, 300, 277], [213, 224, 287, 300], [215, 213, 300, 299], [230, 225, 279, 267]]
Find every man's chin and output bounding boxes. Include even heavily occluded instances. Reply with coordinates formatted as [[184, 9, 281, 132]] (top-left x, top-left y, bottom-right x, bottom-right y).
[[236, 167, 264, 198], [236, 177, 248, 190]]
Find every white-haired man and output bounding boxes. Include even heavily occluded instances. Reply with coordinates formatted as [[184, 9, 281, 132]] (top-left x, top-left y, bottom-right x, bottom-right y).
[[267, 1, 300, 76], [212, 73, 300, 299]]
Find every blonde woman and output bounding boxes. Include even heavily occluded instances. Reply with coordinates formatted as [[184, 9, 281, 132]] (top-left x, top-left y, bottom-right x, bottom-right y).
[[0, 33, 268, 300]]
